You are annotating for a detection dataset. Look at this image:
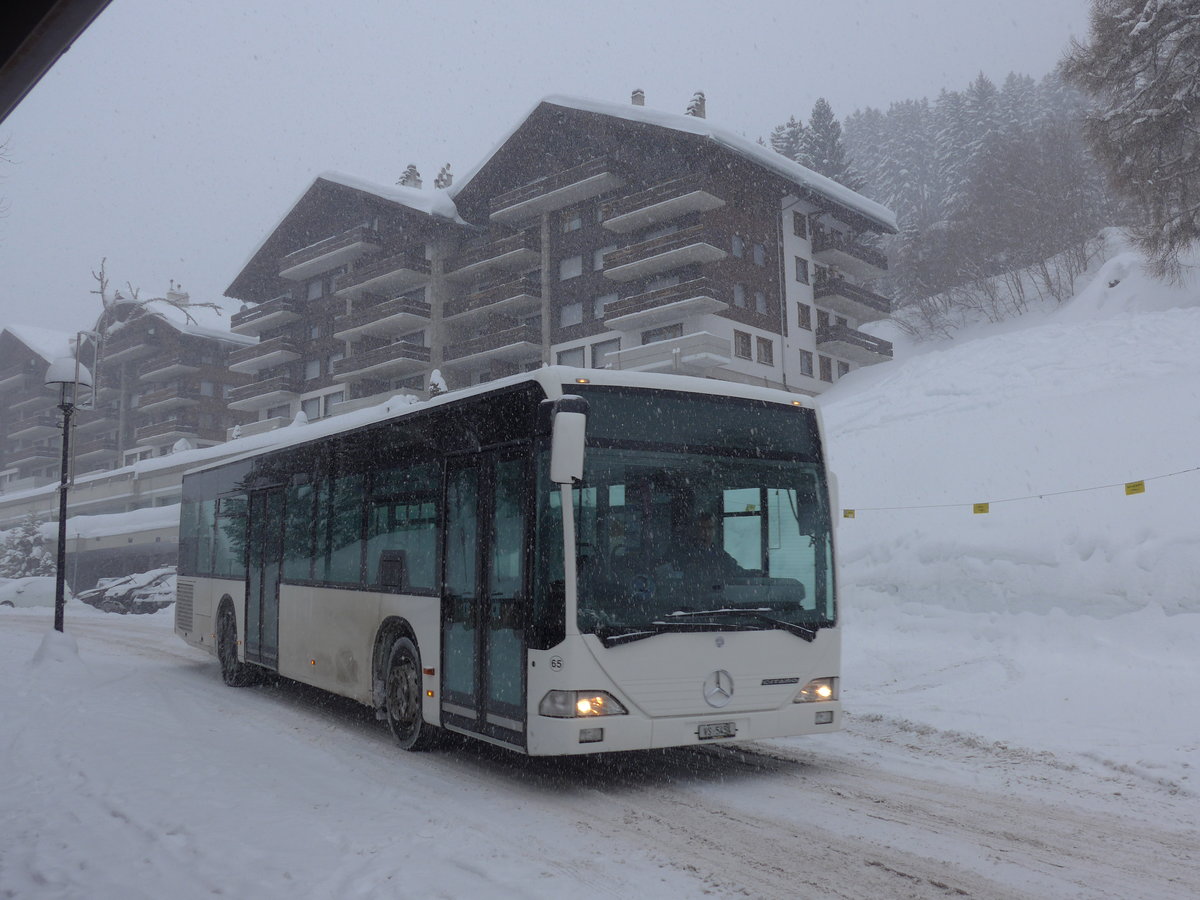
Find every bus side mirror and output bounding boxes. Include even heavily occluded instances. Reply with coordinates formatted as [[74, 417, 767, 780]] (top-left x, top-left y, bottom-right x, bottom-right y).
[[549, 395, 588, 484]]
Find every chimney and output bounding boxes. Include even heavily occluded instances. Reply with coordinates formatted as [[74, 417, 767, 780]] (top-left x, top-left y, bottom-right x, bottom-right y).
[[434, 163, 453, 189], [631, 89, 645, 107], [166, 279, 189, 304], [686, 91, 706, 118], [398, 164, 422, 188]]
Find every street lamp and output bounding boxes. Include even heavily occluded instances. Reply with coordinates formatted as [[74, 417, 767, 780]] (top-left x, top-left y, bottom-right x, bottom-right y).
[[44, 357, 93, 632]]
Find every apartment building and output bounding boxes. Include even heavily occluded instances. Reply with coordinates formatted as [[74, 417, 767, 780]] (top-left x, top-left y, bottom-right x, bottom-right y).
[[0, 325, 77, 493], [224, 93, 897, 424]]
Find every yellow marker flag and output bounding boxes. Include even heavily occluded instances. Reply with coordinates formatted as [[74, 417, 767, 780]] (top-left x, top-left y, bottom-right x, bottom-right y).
[[973, 502, 990, 515], [1125, 480, 1146, 496], [843, 509, 855, 519]]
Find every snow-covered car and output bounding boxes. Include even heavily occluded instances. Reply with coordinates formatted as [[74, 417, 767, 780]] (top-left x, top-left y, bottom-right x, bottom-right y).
[[0, 576, 58, 609], [76, 567, 176, 615]]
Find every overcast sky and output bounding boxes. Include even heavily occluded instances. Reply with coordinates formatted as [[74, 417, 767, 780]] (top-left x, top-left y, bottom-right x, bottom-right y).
[[0, 0, 1091, 335]]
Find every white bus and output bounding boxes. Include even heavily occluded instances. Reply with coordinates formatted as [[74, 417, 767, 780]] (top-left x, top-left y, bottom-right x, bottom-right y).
[[175, 367, 840, 755]]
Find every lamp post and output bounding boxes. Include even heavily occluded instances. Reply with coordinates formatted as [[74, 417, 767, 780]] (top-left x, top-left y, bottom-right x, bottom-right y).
[[44, 357, 93, 632]]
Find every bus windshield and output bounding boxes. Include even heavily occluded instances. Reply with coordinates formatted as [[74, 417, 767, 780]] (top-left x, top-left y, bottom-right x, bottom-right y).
[[547, 387, 835, 645]]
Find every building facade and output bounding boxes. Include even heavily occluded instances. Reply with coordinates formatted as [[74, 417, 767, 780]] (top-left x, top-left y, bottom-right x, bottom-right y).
[[228, 94, 897, 426]]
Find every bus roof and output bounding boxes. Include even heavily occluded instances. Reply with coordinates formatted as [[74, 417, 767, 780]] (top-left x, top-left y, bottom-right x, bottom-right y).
[[183, 367, 817, 479]]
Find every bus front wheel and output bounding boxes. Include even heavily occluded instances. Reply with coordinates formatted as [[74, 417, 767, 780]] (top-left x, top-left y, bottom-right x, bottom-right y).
[[385, 637, 438, 751], [217, 604, 257, 687]]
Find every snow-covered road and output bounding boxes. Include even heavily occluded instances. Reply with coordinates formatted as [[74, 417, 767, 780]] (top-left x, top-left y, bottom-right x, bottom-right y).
[[2, 607, 1194, 900]]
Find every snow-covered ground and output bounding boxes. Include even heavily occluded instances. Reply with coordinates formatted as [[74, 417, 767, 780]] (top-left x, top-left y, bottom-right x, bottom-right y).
[[2, 242, 1198, 898]]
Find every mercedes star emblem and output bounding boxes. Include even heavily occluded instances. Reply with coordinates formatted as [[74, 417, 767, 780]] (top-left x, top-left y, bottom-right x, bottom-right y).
[[703, 669, 735, 708]]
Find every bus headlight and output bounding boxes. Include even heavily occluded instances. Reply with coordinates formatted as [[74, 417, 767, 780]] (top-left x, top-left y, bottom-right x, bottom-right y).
[[539, 690, 628, 718], [794, 677, 837, 703]]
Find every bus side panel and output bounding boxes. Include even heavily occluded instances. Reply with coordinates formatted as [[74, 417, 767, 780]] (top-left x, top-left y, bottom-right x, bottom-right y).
[[275, 584, 440, 709], [175, 576, 242, 659]]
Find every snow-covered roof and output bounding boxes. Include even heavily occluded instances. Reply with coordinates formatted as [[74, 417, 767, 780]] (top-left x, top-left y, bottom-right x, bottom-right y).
[[101, 296, 256, 346], [4, 324, 76, 363], [230, 171, 467, 291], [451, 95, 898, 234]]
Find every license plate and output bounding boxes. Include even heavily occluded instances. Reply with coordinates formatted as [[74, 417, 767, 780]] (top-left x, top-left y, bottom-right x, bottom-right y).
[[698, 721, 736, 740]]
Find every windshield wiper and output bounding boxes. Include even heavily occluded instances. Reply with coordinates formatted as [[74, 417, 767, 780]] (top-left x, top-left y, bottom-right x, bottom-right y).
[[594, 619, 757, 647], [665, 608, 818, 642]]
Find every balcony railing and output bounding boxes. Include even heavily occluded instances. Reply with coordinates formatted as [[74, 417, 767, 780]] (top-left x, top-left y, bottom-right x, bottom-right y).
[[135, 418, 201, 443], [602, 224, 728, 282], [227, 336, 301, 374], [279, 224, 382, 281], [139, 352, 203, 382], [5, 444, 59, 466], [811, 230, 888, 279], [444, 275, 542, 321], [335, 247, 430, 297], [333, 341, 430, 381], [227, 375, 301, 411], [442, 324, 541, 366], [7, 414, 60, 439], [606, 331, 730, 375], [138, 382, 202, 412], [601, 174, 725, 233], [490, 157, 624, 224], [100, 328, 159, 364], [815, 323, 894, 365], [230, 294, 301, 336], [445, 229, 540, 280], [813, 278, 892, 322], [74, 438, 119, 459], [602, 277, 728, 330], [333, 293, 431, 341]]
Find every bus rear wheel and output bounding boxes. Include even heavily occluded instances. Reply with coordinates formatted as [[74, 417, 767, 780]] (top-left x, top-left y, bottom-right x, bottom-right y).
[[385, 637, 437, 751], [217, 605, 256, 687]]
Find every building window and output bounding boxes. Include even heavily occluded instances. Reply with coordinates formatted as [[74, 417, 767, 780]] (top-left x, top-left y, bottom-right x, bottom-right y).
[[797, 303, 812, 330], [816, 309, 831, 331], [328, 351, 343, 372], [795, 257, 809, 284], [560, 302, 583, 327], [559, 255, 583, 280], [199, 381, 215, 397], [733, 330, 752, 360], [323, 392, 344, 415], [306, 279, 324, 301], [731, 234, 744, 258], [304, 358, 321, 381], [733, 283, 746, 308], [309, 324, 321, 340], [837, 360, 851, 378], [594, 245, 617, 271], [756, 337, 774, 366], [642, 323, 683, 345], [557, 346, 585, 367], [593, 292, 619, 319], [799, 349, 814, 376], [753, 243, 766, 267], [561, 212, 583, 233], [591, 338, 620, 368], [301, 397, 321, 420], [819, 355, 833, 382], [754, 291, 768, 315], [267, 403, 291, 420], [793, 212, 808, 239]]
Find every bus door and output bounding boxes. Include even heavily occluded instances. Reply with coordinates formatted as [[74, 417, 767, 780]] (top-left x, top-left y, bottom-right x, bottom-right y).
[[442, 452, 528, 746], [245, 487, 284, 668]]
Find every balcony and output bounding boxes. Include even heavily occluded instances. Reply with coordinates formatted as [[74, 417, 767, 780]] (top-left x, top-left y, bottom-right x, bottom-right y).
[[139, 353, 202, 383], [813, 278, 892, 323], [5, 444, 59, 468], [816, 323, 894, 365], [138, 383, 201, 413], [444, 275, 541, 322], [100, 329, 159, 365], [335, 247, 430, 299], [73, 407, 116, 434], [811, 230, 888, 280], [227, 375, 301, 412], [445, 230, 540, 282], [230, 295, 301, 336], [333, 294, 431, 341], [135, 418, 200, 444], [333, 341, 430, 382], [228, 336, 301, 375], [602, 277, 729, 331], [74, 438, 119, 462], [279, 224, 382, 281], [0, 370, 35, 392], [606, 331, 730, 375], [601, 175, 726, 233], [441, 324, 542, 370], [7, 414, 60, 440], [602, 225, 728, 282], [490, 157, 625, 224]]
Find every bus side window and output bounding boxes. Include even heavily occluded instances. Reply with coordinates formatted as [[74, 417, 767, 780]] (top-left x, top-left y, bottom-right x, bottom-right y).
[[322, 472, 365, 584], [283, 482, 315, 581], [213, 497, 247, 577]]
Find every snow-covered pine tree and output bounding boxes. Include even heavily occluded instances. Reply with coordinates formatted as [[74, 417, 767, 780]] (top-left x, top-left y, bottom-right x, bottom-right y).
[[0, 513, 55, 579], [797, 98, 864, 190], [768, 115, 806, 162], [1062, 0, 1200, 278]]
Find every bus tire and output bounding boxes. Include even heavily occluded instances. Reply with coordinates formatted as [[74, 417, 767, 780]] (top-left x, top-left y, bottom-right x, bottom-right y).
[[217, 603, 256, 687], [385, 636, 437, 751]]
